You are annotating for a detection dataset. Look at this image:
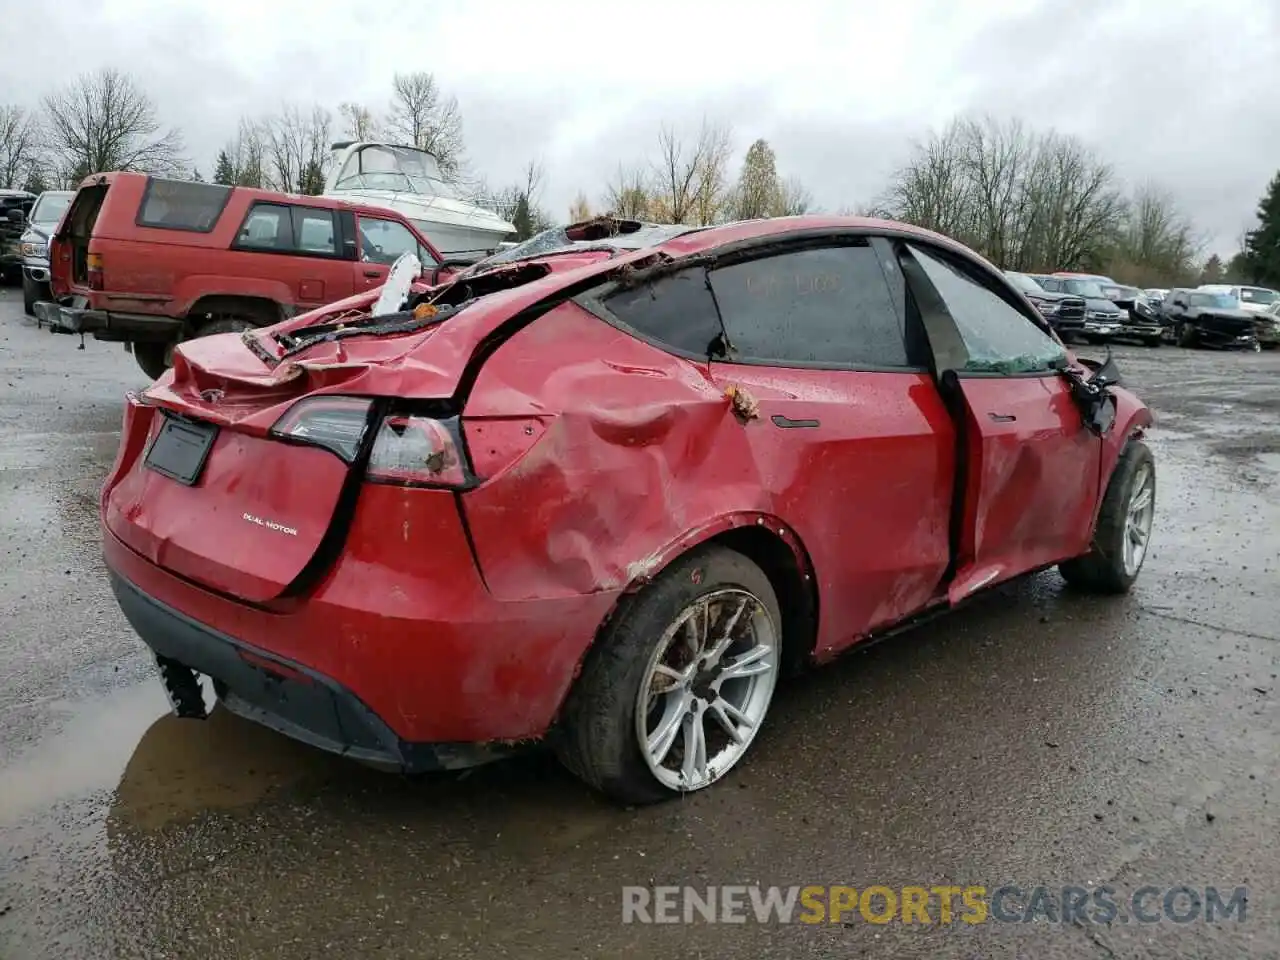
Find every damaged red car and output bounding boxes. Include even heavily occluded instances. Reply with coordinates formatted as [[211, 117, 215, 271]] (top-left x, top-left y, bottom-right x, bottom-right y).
[[102, 216, 1156, 805]]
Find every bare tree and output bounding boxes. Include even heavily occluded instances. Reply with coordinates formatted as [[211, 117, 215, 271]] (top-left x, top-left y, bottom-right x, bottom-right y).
[[1106, 183, 1200, 285], [881, 115, 1128, 272], [261, 105, 332, 195], [216, 118, 266, 188], [491, 160, 551, 239], [649, 120, 732, 224], [568, 192, 592, 222], [602, 164, 653, 219], [386, 72, 465, 181], [0, 105, 41, 190], [338, 102, 380, 141], [42, 68, 184, 182], [773, 177, 813, 216]]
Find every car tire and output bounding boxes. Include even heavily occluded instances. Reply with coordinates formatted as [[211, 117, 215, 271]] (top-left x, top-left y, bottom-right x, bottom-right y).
[[553, 545, 783, 806], [197, 315, 257, 338], [133, 343, 170, 379], [1059, 439, 1155, 594], [21, 274, 41, 316], [1143, 336, 1162, 348], [1177, 323, 1196, 348]]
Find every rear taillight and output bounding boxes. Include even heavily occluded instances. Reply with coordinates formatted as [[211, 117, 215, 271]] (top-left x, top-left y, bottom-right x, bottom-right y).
[[366, 414, 470, 488], [87, 251, 104, 291], [269, 396, 373, 462]]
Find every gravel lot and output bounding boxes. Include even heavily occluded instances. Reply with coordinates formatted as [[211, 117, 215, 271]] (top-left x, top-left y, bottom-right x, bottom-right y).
[[2, 285, 1278, 959]]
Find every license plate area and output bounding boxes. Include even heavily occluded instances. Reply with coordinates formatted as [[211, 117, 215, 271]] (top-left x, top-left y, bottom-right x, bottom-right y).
[[145, 413, 218, 485]]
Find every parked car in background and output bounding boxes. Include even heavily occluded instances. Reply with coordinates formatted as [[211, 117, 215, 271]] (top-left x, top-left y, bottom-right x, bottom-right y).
[[1097, 282, 1165, 346], [1162, 289, 1260, 350], [1255, 300, 1280, 348], [101, 214, 1153, 805], [1144, 288, 1169, 306], [1, 188, 38, 282], [19, 190, 74, 315], [1196, 283, 1279, 315], [1004, 271, 1086, 339], [35, 173, 456, 378], [1054, 271, 1116, 286], [1031, 274, 1125, 342]]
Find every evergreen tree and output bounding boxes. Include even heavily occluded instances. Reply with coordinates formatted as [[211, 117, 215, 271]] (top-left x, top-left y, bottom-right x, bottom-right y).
[[1199, 253, 1224, 284], [1244, 170, 1280, 287], [213, 150, 236, 186]]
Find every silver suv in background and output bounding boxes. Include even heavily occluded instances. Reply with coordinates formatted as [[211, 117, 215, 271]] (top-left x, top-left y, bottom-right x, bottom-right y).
[[19, 190, 74, 316], [1196, 283, 1279, 315]]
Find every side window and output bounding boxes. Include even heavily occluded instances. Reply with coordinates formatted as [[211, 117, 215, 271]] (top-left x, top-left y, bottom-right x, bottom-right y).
[[906, 243, 1066, 374], [235, 203, 292, 250], [137, 178, 232, 232], [708, 244, 910, 367], [291, 207, 338, 256], [358, 217, 434, 266], [603, 268, 725, 356]]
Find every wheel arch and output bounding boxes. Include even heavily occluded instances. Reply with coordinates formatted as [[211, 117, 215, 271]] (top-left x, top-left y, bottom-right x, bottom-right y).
[[594, 512, 819, 681], [1092, 395, 1153, 527], [184, 293, 285, 329]]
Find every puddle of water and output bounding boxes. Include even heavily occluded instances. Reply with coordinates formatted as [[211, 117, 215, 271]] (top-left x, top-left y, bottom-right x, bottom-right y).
[[1, 678, 341, 833]]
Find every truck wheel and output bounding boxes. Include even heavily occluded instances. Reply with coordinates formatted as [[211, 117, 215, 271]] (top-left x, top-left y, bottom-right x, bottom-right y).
[[1060, 440, 1155, 594], [197, 315, 257, 338], [133, 343, 170, 380], [21, 274, 41, 316], [1143, 336, 1162, 348], [554, 545, 783, 805], [1177, 323, 1196, 348]]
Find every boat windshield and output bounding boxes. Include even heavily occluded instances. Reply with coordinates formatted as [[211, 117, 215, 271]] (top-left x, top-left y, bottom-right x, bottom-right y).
[[333, 145, 459, 199]]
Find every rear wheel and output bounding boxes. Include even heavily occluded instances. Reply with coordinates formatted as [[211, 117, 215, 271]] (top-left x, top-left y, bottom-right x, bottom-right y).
[[1060, 440, 1155, 594], [133, 342, 170, 379], [554, 545, 783, 805], [196, 315, 257, 338]]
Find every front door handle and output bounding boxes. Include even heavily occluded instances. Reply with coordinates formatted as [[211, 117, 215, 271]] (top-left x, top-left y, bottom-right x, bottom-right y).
[[988, 412, 1016, 422], [363, 269, 382, 279]]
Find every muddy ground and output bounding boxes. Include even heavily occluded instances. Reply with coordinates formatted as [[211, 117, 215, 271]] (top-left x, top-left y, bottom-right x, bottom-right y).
[[1, 287, 1278, 959]]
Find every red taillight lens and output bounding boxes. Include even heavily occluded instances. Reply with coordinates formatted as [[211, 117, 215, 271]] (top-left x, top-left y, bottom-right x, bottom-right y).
[[269, 396, 374, 462], [366, 414, 470, 487]]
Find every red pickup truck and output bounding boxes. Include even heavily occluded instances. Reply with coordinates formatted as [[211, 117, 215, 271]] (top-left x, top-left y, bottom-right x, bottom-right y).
[[36, 173, 459, 378]]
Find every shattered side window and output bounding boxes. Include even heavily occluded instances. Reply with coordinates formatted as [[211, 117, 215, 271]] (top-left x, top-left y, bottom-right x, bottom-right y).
[[709, 244, 911, 368], [907, 244, 1067, 375], [604, 268, 725, 356]]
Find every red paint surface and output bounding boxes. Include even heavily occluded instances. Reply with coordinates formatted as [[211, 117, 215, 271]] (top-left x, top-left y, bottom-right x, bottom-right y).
[[101, 216, 1152, 748]]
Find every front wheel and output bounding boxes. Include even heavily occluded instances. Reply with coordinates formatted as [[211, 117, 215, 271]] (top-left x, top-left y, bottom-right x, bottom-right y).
[[1177, 322, 1196, 348], [1060, 439, 1155, 594], [1143, 336, 1162, 348], [21, 274, 44, 316], [554, 546, 783, 805]]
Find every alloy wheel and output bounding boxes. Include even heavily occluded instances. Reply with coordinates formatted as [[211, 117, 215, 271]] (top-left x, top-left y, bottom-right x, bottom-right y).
[[635, 588, 779, 792], [1123, 463, 1155, 577]]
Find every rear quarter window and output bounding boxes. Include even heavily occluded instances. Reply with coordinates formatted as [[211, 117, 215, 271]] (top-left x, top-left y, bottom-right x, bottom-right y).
[[603, 269, 726, 357], [136, 178, 232, 232]]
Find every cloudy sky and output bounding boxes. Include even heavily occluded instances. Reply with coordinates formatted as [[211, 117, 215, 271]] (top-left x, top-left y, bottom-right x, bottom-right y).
[[5, 0, 1278, 257]]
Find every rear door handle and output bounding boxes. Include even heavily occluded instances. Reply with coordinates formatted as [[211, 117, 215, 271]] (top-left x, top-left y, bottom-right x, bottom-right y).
[[363, 269, 383, 278], [771, 415, 821, 429], [988, 412, 1016, 422]]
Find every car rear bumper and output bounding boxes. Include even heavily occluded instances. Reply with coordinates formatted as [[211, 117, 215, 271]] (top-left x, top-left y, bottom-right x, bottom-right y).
[[109, 569, 518, 772], [102, 490, 620, 752], [32, 302, 182, 340]]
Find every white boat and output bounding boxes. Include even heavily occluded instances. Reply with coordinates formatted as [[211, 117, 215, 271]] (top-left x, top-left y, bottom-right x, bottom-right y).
[[323, 141, 516, 263]]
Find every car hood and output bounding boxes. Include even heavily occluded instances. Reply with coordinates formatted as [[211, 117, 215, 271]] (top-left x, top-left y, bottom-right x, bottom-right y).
[[1026, 289, 1076, 303], [1195, 308, 1255, 322], [1084, 297, 1122, 312], [20, 223, 52, 245]]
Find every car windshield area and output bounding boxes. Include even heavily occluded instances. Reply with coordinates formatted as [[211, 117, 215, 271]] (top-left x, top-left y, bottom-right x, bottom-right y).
[[473, 221, 699, 269], [31, 193, 72, 224], [1189, 293, 1237, 309], [333, 145, 459, 199], [1064, 279, 1106, 298], [1005, 272, 1044, 294], [1240, 287, 1278, 305]]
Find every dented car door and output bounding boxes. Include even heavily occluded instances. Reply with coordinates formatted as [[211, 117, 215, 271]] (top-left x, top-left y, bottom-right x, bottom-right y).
[[895, 241, 1104, 603], [704, 240, 955, 656]]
